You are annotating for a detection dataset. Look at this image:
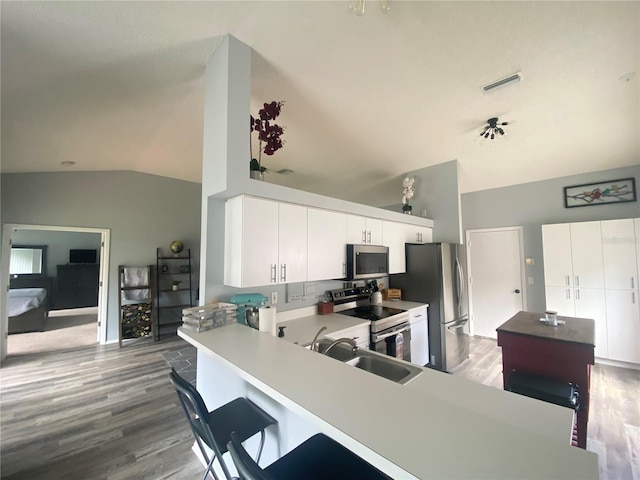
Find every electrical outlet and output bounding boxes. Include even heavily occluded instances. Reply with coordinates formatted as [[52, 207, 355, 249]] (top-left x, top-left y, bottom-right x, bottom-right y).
[[271, 291, 278, 304]]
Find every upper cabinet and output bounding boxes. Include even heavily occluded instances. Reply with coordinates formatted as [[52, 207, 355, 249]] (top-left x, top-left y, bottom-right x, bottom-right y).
[[382, 221, 406, 274], [224, 195, 433, 287], [570, 221, 604, 289], [542, 223, 573, 287], [542, 221, 604, 288], [308, 208, 347, 281], [601, 218, 638, 290], [224, 196, 308, 287], [225, 196, 279, 288], [346, 215, 382, 245], [278, 203, 308, 284], [405, 225, 433, 244]]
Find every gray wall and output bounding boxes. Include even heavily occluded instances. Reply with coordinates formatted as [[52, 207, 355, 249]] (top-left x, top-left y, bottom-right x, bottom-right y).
[[1, 171, 202, 342], [461, 164, 640, 312], [407, 160, 462, 243], [11, 230, 101, 278]]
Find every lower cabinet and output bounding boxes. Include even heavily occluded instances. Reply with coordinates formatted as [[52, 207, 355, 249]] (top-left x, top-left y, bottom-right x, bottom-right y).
[[409, 306, 429, 367], [605, 289, 640, 364], [545, 286, 640, 363]]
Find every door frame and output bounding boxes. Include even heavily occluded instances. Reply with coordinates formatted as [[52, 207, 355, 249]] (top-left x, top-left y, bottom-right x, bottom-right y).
[[1, 224, 110, 362], [465, 226, 527, 337]]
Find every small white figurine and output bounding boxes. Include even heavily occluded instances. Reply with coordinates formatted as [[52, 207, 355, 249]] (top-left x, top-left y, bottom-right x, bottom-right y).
[[402, 176, 415, 214]]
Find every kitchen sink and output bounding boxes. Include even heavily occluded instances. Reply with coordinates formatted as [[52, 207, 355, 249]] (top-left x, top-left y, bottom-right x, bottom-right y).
[[345, 355, 421, 384], [314, 339, 422, 385]]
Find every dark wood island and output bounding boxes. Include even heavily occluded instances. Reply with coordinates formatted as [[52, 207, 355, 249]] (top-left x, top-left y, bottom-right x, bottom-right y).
[[496, 310, 595, 449]]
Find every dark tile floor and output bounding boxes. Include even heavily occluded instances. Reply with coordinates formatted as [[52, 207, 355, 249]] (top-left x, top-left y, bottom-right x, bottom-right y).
[[162, 343, 197, 385]]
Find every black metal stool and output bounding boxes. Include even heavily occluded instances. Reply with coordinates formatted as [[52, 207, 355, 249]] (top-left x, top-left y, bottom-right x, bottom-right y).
[[169, 368, 277, 480], [227, 430, 393, 480]]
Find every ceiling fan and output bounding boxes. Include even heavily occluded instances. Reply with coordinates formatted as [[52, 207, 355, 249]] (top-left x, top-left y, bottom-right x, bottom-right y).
[[480, 117, 509, 140]]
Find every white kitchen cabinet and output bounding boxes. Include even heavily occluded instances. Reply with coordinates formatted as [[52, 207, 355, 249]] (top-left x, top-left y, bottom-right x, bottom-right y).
[[382, 221, 406, 274], [409, 305, 429, 366], [544, 286, 575, 317], [542, 223, 573, 287], [308, 208, 347, 281], [605, 289, 640, 363], [574, 287, 608, 359], [405, 225, 433, 244], [542, 219, 640, 362], [225, 196, 279, 288], [601, 219, 638, 290], [278, 203, 308, 284], [346, 215, 383, 245], [326, 323, 370, 349], [570, 221, 604, 289]]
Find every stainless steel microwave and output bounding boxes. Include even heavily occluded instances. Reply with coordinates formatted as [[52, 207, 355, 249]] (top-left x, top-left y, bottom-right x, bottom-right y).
[[346, 244, 389, 280]]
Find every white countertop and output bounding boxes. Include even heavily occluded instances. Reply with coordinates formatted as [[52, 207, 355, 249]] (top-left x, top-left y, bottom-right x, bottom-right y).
[[179, 323, 598, 479]]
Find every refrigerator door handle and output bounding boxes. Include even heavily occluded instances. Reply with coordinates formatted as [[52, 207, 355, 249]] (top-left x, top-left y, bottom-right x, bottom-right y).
[[455, 256, 464, 311], [447, 318, 469, 330]]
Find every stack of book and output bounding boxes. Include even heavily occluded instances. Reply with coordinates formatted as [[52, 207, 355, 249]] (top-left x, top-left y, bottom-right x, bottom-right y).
[[182, 302, 237, 332]]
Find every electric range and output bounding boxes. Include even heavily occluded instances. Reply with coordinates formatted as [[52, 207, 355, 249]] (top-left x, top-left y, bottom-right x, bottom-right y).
[[329, 287, 409, 333]]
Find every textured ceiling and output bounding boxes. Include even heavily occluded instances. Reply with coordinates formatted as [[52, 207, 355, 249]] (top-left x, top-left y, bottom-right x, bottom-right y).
[[1, 1, 638, 206]]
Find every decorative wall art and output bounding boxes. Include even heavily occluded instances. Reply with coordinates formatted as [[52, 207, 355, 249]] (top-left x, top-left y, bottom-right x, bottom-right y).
[[563, 178, 636, 208]]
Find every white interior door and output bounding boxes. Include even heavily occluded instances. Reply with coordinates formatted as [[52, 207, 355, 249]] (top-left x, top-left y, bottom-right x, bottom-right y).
[[467, 227, 526, 339]]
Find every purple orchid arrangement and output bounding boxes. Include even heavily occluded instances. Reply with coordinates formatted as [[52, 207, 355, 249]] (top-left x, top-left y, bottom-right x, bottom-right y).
[[250, 101, 285, 173]]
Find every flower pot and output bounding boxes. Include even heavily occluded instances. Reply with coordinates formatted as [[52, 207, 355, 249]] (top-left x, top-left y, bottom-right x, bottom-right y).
[[172, 284, 179, 291], [250, 170, 264, 181]]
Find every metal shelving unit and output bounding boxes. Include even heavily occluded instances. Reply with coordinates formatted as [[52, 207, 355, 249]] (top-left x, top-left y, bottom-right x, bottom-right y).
[[156, 247, 194, 340]]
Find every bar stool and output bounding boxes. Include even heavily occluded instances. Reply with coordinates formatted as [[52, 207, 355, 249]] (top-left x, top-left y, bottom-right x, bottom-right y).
[[168, 368, 277, 480], [227, 430, 393, 480]]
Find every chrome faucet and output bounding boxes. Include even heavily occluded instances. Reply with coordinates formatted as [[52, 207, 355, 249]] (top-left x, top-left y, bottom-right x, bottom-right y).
[[323, 338, 358, 356], [310, 326, 327, 352]]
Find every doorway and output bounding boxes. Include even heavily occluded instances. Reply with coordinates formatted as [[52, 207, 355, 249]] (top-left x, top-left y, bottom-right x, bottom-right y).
[[466, 227, 526, 339], [1, 224, 110, 362]]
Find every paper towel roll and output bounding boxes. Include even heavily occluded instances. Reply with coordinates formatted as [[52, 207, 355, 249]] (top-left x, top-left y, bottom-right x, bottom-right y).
[[259, 306, 276, 336]]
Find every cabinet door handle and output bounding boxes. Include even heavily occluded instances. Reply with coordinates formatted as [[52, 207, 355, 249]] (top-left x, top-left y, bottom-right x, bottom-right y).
[[576, 289, 580, 301], [362, 230, 367, 243], [575, 276, 580, 287], [271, 264, 277, 283], [633, 292, 636, 305], [281, 264, 287, 282], [567, 289, 571, 300], [342, 262, 346, 276], [566, 275, 570, 286], [367, 231, 371, 244], [632, 277, 635, 289]]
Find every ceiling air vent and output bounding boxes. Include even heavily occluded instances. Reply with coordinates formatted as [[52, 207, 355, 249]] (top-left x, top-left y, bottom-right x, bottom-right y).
[[482, 72, 522, 92]]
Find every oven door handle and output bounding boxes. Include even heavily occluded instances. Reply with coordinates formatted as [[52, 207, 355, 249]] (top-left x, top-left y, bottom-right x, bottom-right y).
[[373, 324, 410, 342]]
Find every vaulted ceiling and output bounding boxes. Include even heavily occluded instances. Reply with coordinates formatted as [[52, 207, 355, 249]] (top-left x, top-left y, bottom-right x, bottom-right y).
[[2, 1, 638, 206]]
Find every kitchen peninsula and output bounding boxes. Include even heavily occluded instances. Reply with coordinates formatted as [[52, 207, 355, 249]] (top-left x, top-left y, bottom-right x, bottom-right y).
[[178, 319, 598, 479]]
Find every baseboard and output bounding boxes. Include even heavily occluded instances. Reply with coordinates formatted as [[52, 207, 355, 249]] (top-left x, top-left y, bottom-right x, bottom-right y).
[[596, 357, 640, 371], [49, 306, 99, 317]]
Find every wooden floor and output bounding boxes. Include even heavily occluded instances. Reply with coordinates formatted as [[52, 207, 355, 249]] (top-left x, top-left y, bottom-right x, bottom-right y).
[[454, 335, 640, 480], [1, 335, 639, 479], [0, 337, 203, 479]]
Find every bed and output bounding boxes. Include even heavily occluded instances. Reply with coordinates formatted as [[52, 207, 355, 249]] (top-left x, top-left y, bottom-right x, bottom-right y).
[[8, 276, 52, 334]]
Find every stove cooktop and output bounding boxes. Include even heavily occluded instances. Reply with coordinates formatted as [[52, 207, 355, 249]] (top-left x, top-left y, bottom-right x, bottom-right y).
[[337, 305, 406, 321]]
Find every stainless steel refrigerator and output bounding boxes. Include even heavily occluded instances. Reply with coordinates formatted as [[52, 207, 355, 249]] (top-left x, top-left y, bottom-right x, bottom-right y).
[[389, 243, 469, 372]]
